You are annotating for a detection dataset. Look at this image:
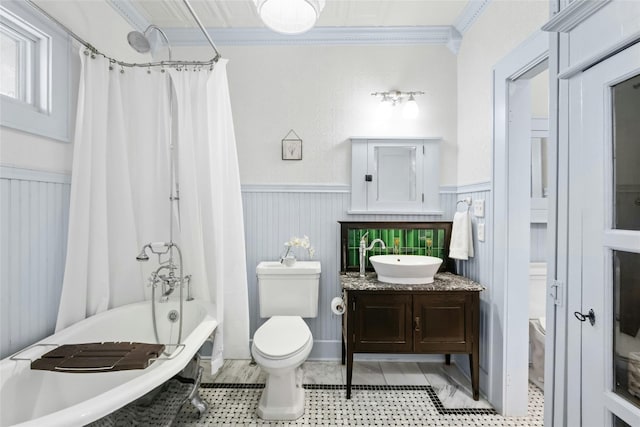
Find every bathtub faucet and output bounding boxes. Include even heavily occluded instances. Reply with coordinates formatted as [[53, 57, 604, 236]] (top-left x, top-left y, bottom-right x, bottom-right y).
[[137, 242, 191, 302], [151, 264, 181, 302], [359, 232, 386, 278]]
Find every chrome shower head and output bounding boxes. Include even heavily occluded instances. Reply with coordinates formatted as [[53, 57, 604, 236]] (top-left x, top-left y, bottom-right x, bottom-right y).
[[127, 31, 151, 54], [136, 247, 150, 262], [126, 25, 172, 61]]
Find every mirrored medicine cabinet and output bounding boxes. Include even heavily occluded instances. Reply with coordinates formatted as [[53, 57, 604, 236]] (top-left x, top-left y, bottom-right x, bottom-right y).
[[349, 138, 442, 215]]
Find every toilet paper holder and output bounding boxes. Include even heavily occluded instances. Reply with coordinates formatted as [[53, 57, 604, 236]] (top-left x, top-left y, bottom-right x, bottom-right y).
[[331, 296, 345, 315]]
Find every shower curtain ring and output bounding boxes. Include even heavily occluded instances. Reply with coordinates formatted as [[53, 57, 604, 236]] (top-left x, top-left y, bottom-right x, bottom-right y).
[[120, 64, 125, 74], [147, 65, 151, 74], [109, 59, 115, 71]]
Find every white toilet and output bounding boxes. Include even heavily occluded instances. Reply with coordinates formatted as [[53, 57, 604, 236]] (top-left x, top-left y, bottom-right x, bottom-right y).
[[252, 261, 321, 420]]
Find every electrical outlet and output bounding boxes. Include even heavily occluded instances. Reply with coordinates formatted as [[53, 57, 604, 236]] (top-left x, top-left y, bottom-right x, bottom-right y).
[[477, 223, 485, 242], [473, 199, 485, 218]]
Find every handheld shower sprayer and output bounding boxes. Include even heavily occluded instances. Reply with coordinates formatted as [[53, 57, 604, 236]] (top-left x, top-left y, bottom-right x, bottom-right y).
[[136, 246, 151, 262], [136, 242, 171, 262]]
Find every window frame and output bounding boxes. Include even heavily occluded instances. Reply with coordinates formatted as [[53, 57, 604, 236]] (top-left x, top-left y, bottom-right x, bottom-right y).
[[0, 1, 70, 143]]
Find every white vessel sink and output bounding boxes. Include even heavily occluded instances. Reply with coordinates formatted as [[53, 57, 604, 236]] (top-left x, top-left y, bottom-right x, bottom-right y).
[[369, 255, 443, 284]]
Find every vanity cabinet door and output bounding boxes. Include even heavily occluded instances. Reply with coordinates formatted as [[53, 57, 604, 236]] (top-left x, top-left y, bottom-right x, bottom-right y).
[[413, 293, 472, 353], [353, 293, 413, 352]]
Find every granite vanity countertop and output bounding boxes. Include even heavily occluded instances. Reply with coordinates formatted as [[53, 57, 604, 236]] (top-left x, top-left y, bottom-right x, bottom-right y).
[[340, 271, 485, 292]]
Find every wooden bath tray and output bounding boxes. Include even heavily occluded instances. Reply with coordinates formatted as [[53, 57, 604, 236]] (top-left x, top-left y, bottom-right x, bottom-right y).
[[30, 342, 165, 372]]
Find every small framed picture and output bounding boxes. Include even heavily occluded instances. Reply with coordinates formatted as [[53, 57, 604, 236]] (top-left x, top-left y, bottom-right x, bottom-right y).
[[282, 138, 302, 160]]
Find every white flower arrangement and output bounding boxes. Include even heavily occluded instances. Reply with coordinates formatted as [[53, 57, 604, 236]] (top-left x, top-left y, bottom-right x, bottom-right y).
[[281, 235, 315, 261]]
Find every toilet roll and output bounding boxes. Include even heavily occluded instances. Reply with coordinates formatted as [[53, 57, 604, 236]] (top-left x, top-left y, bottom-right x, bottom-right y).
[[330, 297, 345, 315]]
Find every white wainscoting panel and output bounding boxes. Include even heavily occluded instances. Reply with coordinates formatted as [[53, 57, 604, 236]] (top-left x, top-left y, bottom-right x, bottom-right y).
[[241, 188, 458, 359], [451, 188, 492, 391], [0, 167, 70, 358]]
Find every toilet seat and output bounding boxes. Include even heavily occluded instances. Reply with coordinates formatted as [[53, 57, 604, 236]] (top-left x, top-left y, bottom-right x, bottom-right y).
[[253, 316, 311, 360]]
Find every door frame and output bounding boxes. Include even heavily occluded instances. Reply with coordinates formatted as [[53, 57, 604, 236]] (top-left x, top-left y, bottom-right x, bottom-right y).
[[566, 41, 640, 427], [492, 30, 555, 417]]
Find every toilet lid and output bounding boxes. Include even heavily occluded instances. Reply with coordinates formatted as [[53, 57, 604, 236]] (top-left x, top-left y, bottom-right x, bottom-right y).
[[253, 316, 311, 360]]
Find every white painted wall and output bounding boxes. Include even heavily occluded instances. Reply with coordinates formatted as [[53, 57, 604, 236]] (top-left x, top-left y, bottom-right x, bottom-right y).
[[0, 129, 74, 175], [456, 0, 549, 185], [0, 0, 147, 174], [173, 44, 458, 186], [531, 69, 549, 118]]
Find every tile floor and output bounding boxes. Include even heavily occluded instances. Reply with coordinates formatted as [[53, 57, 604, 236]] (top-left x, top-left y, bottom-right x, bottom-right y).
[[187, 359, 544, 426], [202, 359, 495, 410]]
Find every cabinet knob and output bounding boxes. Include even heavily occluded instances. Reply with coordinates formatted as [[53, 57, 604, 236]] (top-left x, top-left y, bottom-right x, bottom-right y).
[[365, 174, 373, 182], [414, 316, 421, 332]]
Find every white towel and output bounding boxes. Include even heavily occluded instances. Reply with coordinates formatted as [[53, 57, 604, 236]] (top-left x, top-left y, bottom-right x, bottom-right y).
[[449, 211, 474, 260]]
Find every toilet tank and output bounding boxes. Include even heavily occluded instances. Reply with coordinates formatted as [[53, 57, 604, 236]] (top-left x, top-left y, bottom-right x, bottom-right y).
[[256, 261, 321, 318]]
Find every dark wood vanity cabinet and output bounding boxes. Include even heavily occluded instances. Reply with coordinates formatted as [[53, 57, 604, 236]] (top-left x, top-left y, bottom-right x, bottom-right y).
[[342, 289, 480, 400], [353, 293, 413, 353]]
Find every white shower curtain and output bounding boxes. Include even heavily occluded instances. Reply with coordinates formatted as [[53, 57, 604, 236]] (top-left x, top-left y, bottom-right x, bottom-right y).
[[57, 50, 250, 365], [169, 61, 250, 365]]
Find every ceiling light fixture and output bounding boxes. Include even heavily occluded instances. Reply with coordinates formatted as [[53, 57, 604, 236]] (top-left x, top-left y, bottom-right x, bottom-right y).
[[371, 90, 425, 119], [253, 0, 325, 35]]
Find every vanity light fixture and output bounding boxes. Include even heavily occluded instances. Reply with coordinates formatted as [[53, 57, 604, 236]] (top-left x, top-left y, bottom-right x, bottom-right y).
[[371, 90, 425, 119], [253, 0, 325, 35]]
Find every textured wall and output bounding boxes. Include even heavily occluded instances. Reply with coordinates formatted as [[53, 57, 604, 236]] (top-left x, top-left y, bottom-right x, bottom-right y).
[[241, 186, 459, 359], [0, 0, 145, 176], [172, 44, 459, 186], [0, 167, 70, 358], [451, 187, 492, 388], [456, 1, 549, 185], [0, 172, 496, 366]]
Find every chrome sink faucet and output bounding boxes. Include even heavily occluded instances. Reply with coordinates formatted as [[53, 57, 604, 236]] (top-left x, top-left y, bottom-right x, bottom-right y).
[[359, 232, 386, 278]]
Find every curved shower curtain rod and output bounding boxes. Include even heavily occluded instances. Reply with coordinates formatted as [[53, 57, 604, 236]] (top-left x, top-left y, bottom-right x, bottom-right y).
[[25, 0, 222, 69]]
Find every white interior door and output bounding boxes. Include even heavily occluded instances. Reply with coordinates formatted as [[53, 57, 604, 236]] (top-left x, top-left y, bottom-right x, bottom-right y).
[[570, 42, 640, 427]]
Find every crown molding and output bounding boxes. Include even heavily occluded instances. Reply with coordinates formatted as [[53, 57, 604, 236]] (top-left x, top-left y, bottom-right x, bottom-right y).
[[107, 0, 493, 54], [454, 0, 492, 34], [446, 27, 463, 54], [164, 25, 461, 48], [106, 0, 150, 32], [541, 0, 611, 33]]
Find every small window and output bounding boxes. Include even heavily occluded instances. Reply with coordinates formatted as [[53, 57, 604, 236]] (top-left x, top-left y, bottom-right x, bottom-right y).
[[0, 30, 21, 100], [0, 2, 71, 142]]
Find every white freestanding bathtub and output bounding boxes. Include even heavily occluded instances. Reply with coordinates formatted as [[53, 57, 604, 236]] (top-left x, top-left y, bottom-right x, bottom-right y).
[[0, 298, 217, 427]]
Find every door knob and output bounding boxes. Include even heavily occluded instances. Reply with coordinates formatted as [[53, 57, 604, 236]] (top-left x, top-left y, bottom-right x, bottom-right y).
[[574, 309, 596, 326]]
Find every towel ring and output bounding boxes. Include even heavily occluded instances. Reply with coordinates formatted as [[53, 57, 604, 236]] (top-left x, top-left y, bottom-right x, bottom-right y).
[[456, 197, 472, 211]]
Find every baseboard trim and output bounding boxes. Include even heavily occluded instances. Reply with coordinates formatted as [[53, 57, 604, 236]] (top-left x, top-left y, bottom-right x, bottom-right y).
[[307, 340, 447, 362]]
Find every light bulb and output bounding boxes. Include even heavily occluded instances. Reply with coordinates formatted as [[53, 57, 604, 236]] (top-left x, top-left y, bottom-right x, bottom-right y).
[[403, 95, 419, 119]]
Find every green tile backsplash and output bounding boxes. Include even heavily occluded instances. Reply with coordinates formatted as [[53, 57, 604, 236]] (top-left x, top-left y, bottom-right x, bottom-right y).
[[347, 227, 447, 269]]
